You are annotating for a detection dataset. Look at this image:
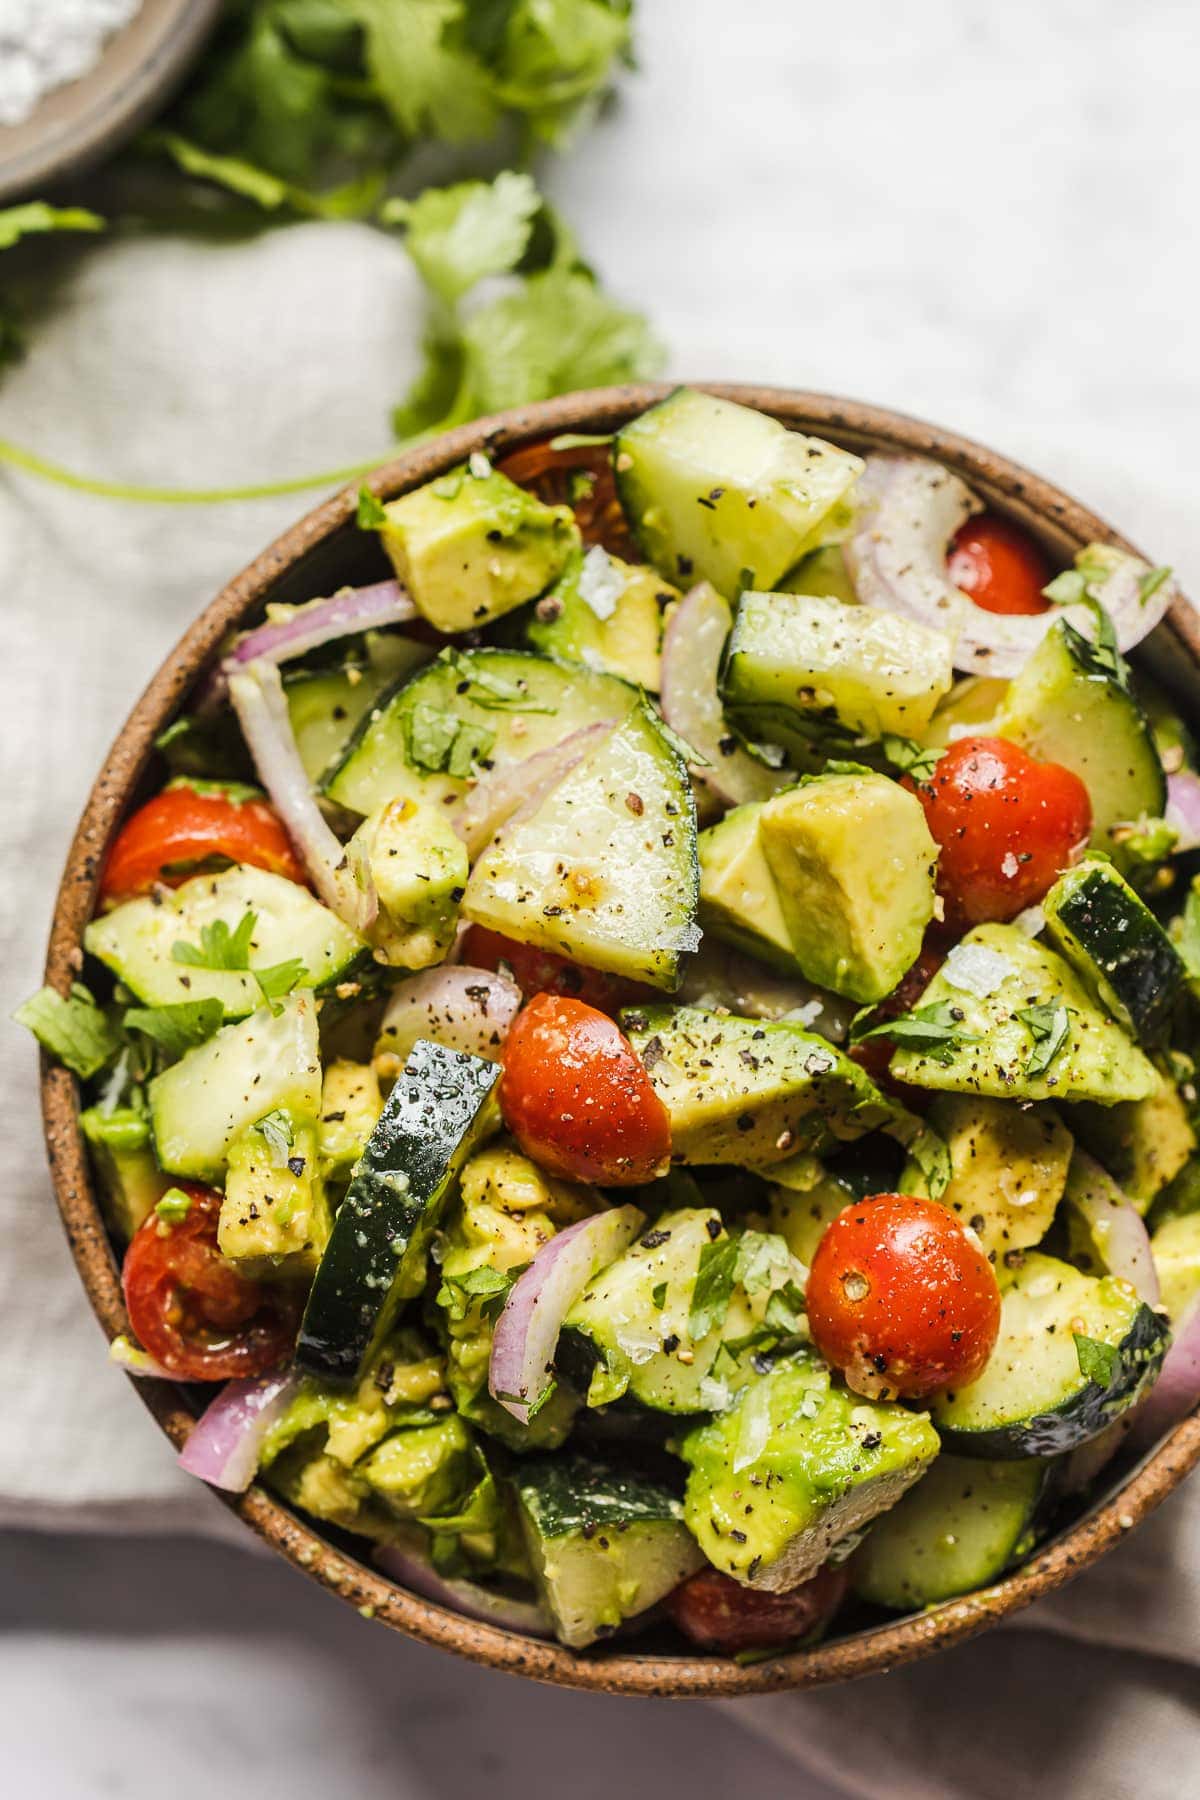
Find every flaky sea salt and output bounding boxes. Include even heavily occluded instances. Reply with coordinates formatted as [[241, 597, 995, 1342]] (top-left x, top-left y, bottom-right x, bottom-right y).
[[941, 940, 1015, 997], [577, 544, 627, 621], [0, 1, 142, 128]]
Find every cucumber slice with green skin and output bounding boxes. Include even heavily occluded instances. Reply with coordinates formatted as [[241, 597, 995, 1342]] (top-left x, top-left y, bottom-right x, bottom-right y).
[[850, 1455, 1051, 1610], [464, 701, 699, 991], [995, 618, 1165, 855], [613, 388, 863, 599], [721, 592, 955, 749], [85, 865, 365, 1019], [296, 1039, 500, 1385], [149, 993, 322, 1181], [622, 1005, 893, 1165], [929, 1252, 1170, 1457], [513, 1453, 702, 1649], [324, 648, 637, 818], [285, 638, 432, 784], [1042, 858, 1186, 1043]]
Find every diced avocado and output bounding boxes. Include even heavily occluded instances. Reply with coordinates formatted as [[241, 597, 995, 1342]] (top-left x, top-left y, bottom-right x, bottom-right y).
[[678, 1353, 939, 1591], [436, 1142, 594, 1450], [923, 676, 1009, 748], [622, 1005, 892, 1165], [318, 1060, 383, 1176], [758, 773, 938, 1004], [613, 388, 862, 597], [360, 1415, 480, 1520], [930, 1253, 1169, 1457], [851, 1454, 1050, 1610], [376, 463, 579, 633], [900, 1095, 1073, 1263], [218, 1117, 331, 1276], [1147, 1157, 1200, 1232], [1070, 1079, 1196, 1213], [768, 1170, 855, 1267], [346, 796, 468, 970], [1042, 858, 1186, 1043], [527, 546, 674, 690], [721, 592, 955, 751], [79, 1105, 170, 1241], [1151, 1212, 1200, 1321], [150, 994, 323, 1182], [779, 544, 859, 606], [560, 1208, 778, 1415], [513, 1452, 703, 1647], [697, 801, 797, 971], [888, 924, 1161, 1105], [1063, 1149, 1155, 1283]]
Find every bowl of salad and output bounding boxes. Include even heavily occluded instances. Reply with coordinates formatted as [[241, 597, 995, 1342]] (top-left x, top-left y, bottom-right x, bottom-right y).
[[28, 384, 1200, 1695]]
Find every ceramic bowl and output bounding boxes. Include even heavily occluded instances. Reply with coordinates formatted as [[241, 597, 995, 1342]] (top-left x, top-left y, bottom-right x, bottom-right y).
[[38, 384, 1200, 1695]]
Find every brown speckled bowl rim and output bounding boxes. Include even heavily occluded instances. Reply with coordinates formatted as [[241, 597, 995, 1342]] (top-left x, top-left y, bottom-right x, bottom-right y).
[[38, 383, 1200, 1696]]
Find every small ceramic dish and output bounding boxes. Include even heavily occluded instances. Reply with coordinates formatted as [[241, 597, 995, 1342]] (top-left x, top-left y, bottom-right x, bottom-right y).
[[38, 384, 1200, 1695], [0, 0, 220, 204]]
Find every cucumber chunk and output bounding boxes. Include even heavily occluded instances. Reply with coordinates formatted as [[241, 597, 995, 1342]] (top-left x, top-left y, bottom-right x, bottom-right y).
[[1070, 1081, 1196, 1214], [614, 388, 862, 598], [622, 1005, 893, 1165], [85, 865, 364, 1019], [149, 993, 322, 1181], [995, 618, 1165, 854], [296, 1039, 500, 1385], [285, 636, 431, 783], [1042, 857, 1186, 1043], [514, 1453, 702, 1648], [80, 1106, 170, 1241], [464, 702, 699, 991], [721, 592, 954, 750], [324, 649, 636, 817], [851, 1455, 1050, 1610], [930, 1252, 1169, 1457]]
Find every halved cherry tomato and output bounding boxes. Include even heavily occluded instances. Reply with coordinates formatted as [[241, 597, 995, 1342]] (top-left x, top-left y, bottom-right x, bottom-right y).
[[806, 1193, 1001, 1401], [497, 437, 638, 560], [499, 994, 671, 1186], [905, 736, 1091, 931], [99, 785, 306, 905], [948, 512, 1052, 616], [459, 924, 651, 1017], [122, 1185, 300, 1380], [848, 939, 946, 1098], [664, 1562, 848, 1654]]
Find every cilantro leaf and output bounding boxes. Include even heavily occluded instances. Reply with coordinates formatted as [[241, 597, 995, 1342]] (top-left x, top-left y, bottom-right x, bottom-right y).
[[733, 1231, 793, 1296], [252, 1108, 295, 1162], [124, 998, 225, 1057], [902, 1123, 953, 1200], [851, 1000, 978, 1067], [140, 132, 383, 219], [357, 487, 389, 529], [436, 1262, 516, 1323], [172, 911, 258, 971], [155, 1187, 195, 1226], [439, 647, 558, 713], [0, 203, 105, 252], [1016, 1001, 1071, 1078], [688, 1235, 738, 1342], [881, 735, 946, 783], [650, 1280, 668, 1311], [14, 984, 120, 1079], [1074, 1332, 1120, 1388], [254, 958, 308, 1008], [1138, 565, 1172, 606], [404, 701, 497, 777], [340, 0, 501, 144], [382, 171, 541, 305]]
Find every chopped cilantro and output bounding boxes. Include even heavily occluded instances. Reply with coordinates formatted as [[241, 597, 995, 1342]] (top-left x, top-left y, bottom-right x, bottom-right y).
[[650, 1280, 668, 1311], [1138, 565, 1172, 606], [252, 1109, 294, 1163], [902, 1123, 953, 1201], [438, 649, 558, 714], [404, 702, 496, 778], [1074, 1333, 1120, 1388], [172, 912, 257, 971], [155, 1187, 194, 1226], [688, 1235, 738, 1342], [357, 487, 389, 530], [124, 998, 224, 1058], [1016, 1001, 1071, 1078], [881, 735, 946, 783], [14, 984, 119, 1079], [436, 1263, 517, 1324], [382, 171, 540, 306], [733, 1231, 793, 1296], [851, 1000, 978, 1066]]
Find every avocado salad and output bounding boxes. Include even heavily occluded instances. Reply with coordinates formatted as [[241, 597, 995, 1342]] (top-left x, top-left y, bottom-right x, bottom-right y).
[[21, 388, 1200, 1658]]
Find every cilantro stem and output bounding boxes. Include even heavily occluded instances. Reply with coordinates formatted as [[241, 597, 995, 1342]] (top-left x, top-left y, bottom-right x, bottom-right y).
[[0, 437, 396, 505]]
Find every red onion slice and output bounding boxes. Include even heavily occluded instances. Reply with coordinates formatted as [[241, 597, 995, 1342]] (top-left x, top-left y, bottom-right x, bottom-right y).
[[489, 1204, 644, 1424], [454, 723, 615, 859], [375, 966, 522, 1066], [375, 1544, 554, 1638], [226, 659, 377, 936], [1167, 770, 1200, 851], [677, 942, 855, 1042], [178, 1371, 299, 1493], [1067, 1151, 1160, 1306], [232, 581, 415, 667], [660, 583, 788, 806], [1129, 1293, 1200, 1452]]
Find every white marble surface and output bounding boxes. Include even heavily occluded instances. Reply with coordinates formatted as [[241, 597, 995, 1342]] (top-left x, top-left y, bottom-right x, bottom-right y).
[[4, 1, 1200, 1794]]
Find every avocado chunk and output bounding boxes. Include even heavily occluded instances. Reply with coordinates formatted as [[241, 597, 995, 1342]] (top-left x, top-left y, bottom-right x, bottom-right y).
[[527, 546, 675, 690], [722, 592, 955, 751], [758, 773, 938, 1003], [779, 544, 859, 606], [929, 1252, 1170, 1457], [698, 801, 797, 970], [923, 675, 1009, 748], [678, 1353, 938, 1591], [1151, 1212, 1200, 1322], [900, 1095, 1073, 1263], [347, 795, 468, 970], [377, 463, 579, 633], [1070, 1078, 1196, 1212], [219, 1115, 331, 1276], [622, 1004, 893, 1165], [360, 1415, 480, 1520], [614, 387, 862, 598], [888, 924, 1161, 1104], [318, 1060, 384, 1177], [513, 1452, 703, 1648], [80, 1105, 170, 1242], [768, 1169, 856, 1267]]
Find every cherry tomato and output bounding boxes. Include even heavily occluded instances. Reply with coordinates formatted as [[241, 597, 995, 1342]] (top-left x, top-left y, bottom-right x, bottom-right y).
[[848, 940, 946, 1098], [499, 994, 671, 1186], [459, 925, 651, 1017], [906, 736, 1091, 930], [100, 785, 306, 905], [122, 1185, 300, 1380], [948, 512, 1052, 616], [806, 1193, 1001, 1401], [497, 437, 638, 560], [664, 1562, 848, 1654]]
